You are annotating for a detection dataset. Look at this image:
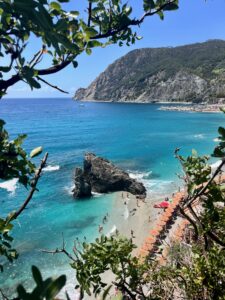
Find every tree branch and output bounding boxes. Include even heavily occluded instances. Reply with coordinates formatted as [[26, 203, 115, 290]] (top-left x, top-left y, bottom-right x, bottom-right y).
[[179, 205, 198, 241], [41, 234, 76, 262], [91, 0, 177, 40], [184, 158, 225, 208], [11, 153, 48, 220], [37, 76, 69, 94], [87, 1, 92, 27]]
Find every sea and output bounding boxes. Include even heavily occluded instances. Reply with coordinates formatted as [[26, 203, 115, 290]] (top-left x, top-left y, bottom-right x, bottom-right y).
[[0, 98, 224, 296]]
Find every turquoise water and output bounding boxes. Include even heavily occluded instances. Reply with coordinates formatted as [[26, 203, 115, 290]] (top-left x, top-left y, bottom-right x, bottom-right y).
[[0, 98, 224, 295]]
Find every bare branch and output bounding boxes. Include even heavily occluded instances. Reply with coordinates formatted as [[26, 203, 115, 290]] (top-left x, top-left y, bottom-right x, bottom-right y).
[[11, 153, 48, 220], [179, 205, 198, 241], [37, 76, 69, 94], [0, 289, 9, 300], [87, 1, 92, 27], [41, 234, 76, 262]]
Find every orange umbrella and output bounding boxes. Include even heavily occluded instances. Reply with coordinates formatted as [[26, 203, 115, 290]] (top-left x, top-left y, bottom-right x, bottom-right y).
[[166, 207, 174, 214], [149, 229, 160, 236], [145, 237, 156, 244]]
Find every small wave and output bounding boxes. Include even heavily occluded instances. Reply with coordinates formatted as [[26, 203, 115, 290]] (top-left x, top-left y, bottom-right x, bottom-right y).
[[193, 134, 205, 139], [129, 170, 177, 194], [107, 225, 117, 237], [213, 138, 220, 142], [92, 192, 103, 197], [129, 170, 152, 180], [0, 178, 18, 194], [64, 184, 73, 195], [43, 165, 60, 172]]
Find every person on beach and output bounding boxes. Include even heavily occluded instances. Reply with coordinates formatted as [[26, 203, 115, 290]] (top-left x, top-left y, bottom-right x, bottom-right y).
[[124, 201, 127, 205], [98, 225, 103, 233], [131, 229, 135, 239], [148, 216, 151, 223], [136, 198, 140, 207], [102, 215, 107, 224]]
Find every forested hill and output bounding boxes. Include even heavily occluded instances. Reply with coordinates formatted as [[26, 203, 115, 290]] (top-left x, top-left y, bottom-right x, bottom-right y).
[[74, 40, 225, 103]]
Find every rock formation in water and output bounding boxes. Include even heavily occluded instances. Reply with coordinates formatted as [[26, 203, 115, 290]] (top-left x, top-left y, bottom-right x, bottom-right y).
[[73, 153, 146, 198], [74, 40, 225, 104]]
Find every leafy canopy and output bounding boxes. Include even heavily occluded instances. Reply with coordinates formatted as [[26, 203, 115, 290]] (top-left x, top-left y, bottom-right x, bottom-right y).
[[0, 0, 179, 96]]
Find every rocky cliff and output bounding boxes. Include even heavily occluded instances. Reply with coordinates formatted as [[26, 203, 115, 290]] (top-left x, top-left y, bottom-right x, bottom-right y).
[[73, 153, 146, 198], [74, 40, 225, 103]]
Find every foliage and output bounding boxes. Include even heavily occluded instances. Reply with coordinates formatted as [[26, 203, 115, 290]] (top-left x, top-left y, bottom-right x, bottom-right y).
[[70, 235, 143, 298], [0, 120, 45, 271], [0, 0, 179, 95], [14, 265, 67, 300], [0, 119, 36, 187]]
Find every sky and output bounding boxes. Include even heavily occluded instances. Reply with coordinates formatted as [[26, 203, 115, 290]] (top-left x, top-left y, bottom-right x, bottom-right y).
[[5, 0, 225, 98]]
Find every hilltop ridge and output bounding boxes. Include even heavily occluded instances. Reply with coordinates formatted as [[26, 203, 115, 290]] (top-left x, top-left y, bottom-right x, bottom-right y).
[[74, 40, 225, 103]]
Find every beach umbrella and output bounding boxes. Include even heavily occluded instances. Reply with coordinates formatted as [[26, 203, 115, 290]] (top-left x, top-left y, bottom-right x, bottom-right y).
[[159, 201, 170, 208], [149, 229, 160, 236], [145, 236, 156, 244]]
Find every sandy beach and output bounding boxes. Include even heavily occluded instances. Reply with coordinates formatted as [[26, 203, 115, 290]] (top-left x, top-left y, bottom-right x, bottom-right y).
[[106, 192, 167, 252], [83, 191, 169, 300]]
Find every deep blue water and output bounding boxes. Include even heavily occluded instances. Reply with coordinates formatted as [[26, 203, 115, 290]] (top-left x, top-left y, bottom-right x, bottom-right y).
[[0, 98, 224, 295]]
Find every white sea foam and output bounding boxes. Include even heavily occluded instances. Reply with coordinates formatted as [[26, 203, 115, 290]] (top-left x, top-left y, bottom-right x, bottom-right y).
[[107, 225, 117, 237], [64, 184, 74, 195], [92, 191, 103, 197], [129, 170, 152, 180], [0, 178, 18, 194], [129, 170, 177, 195], [213, 138, 220, 142], [193, 134, 205, 139], [43, 165, 60, 172]]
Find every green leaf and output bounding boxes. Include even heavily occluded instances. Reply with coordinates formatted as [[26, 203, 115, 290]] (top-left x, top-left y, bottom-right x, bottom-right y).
[[30, 146, 43, 158], [163, 3, 179, 11], [72, 61, 78, 68], [50, 2, 61, 11], [87, 40, 102, 48], [32, 265, 43, 286], [45, 275, 66, 298], [86, 48, 92, 55], [218, 126, 225, 138]]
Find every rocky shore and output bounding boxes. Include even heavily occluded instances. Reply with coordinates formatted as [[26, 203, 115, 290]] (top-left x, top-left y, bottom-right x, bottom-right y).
[[158, 104, 225, 113]]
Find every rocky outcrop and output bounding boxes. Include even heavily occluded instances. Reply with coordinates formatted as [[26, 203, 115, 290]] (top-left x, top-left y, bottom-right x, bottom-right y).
[[73, 153, 146, 198], [74, 40, 225, 104]]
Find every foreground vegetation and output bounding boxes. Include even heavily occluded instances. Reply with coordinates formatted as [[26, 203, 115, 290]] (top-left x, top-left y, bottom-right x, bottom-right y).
[[0, 0, 225, 299]]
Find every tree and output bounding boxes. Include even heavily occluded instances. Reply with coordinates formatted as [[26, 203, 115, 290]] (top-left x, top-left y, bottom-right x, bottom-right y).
[[0, 0, 179, 96]]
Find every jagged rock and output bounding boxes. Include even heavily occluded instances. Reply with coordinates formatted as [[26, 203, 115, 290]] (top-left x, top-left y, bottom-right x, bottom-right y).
[[72, 167, 92, 198], [73, 153, 146, 199]]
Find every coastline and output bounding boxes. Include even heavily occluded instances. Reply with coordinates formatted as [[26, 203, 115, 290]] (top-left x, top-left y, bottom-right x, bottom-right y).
[[75, 99, 224, 112], [158, 104, 225, 113], [75, 99, 193, 105]]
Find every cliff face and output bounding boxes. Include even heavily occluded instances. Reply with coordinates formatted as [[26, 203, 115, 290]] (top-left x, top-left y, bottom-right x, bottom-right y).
[[74, 40, 225, 103]]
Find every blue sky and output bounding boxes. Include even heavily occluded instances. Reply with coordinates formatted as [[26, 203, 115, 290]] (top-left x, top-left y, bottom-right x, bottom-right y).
[[6, 0, 225, 98]]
